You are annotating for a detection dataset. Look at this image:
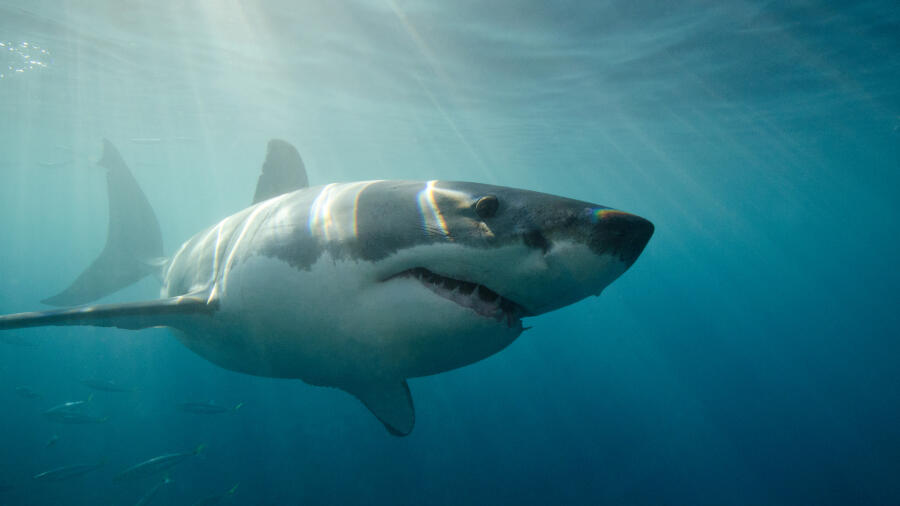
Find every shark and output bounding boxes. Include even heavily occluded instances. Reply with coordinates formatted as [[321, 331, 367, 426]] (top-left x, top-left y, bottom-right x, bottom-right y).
[[0, 139, 653, 435]]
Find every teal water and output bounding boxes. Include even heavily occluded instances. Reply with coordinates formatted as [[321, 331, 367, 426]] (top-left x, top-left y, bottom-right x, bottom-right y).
[[1, 1, 898, 504]]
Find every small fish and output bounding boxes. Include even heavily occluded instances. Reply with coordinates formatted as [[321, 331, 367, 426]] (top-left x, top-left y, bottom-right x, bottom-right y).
[[45, 434, 60, 448], [44, 394, 94, 413], [43, 411, 109, 424], [129, 138, 162, 144], [115, 445, 205, 481], [192, 483, 239, 506], [177, 401, 243, 414], [134, 476, 171, 506], [15, 386, 41, 399], [37, 159, 74, 168], [80, 378, 134, 392], [42, 395, 107, 424], [33, 460, 105, 481]]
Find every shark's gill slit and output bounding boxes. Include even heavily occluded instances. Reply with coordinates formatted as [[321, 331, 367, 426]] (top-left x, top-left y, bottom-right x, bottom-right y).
[[385, 267, 527, 327]]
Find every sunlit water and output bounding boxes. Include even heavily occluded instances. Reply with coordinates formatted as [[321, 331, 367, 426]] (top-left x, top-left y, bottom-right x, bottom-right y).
[[1, 2, 898, 505]]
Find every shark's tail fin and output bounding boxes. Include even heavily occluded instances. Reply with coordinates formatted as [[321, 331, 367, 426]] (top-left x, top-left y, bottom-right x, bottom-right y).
[[42, 140, 163, 306]]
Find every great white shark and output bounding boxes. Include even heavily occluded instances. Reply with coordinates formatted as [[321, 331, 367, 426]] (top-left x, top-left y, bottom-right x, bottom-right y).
[[0, 139, 653, 435]]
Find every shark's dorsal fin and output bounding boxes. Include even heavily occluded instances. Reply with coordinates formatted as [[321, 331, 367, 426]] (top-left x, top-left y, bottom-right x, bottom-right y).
[[43, 140, 163, 306], [252, 139, 308, 204], [0, 296, 217, 332], [346, 380, 415, 436]]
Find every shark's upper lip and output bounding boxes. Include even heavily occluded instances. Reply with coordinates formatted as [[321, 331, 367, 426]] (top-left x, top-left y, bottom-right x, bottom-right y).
[[383, 267, 528, 327]]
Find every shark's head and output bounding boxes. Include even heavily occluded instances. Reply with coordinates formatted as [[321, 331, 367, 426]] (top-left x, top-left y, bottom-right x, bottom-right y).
[[310, 180, 654, 377], [365, 181, 654, 315]]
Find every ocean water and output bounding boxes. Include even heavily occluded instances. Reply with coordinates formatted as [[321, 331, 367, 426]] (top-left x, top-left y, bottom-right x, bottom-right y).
[[1, 1, 898, 505]]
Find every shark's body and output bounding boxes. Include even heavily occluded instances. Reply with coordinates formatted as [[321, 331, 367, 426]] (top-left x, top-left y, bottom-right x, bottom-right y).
[[0, 140, 653, 435]]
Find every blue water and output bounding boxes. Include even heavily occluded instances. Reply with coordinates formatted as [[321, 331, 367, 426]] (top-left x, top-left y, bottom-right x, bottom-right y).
[[1, 1, 898, 504]]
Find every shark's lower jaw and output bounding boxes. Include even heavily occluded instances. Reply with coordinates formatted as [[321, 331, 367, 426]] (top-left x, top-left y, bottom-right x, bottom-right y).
[[386, 267, 527, 328]]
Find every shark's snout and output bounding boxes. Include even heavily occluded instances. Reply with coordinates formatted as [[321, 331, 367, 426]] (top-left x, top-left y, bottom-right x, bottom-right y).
[[590, 210, 654, 267]]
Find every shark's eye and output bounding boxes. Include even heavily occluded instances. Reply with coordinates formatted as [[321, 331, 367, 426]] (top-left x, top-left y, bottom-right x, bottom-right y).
[[474, 195, 499, 219]]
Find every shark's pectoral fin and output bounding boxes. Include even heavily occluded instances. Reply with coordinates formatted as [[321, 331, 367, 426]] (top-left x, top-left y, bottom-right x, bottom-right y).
[[0, 296, 217, 332], [345, 379, 415, 436]]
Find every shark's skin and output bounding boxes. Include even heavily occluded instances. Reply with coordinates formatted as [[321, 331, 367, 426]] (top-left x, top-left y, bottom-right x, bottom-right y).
[[162, 180, 652, 433], [166, 181, 649, 379], [0, 142, 653, 435]]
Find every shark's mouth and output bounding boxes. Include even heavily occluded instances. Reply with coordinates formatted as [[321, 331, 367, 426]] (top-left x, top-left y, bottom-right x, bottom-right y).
[[386, 267, 527, 328]]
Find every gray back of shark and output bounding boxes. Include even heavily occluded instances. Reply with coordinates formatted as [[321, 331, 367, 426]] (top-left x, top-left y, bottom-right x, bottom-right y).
[[0, 139, 653, 436]]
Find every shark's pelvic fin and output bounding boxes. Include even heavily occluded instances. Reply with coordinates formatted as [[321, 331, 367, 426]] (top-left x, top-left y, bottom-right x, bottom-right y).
[[346, 380, 415, 437], [251, 139, 308, 204], [42, 139, 163, 306], [0, 296, 217, 331]]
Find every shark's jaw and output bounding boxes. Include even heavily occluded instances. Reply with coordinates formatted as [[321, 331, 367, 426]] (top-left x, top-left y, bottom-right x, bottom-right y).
[[383, 267, 528, 329]]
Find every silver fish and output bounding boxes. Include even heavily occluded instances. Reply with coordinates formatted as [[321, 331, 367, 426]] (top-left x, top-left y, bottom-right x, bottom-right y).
[[44, 394, 94, 413], [15, 386, 41, 399], [192, 483, 239, 506], [33, 461, 105, 482], [43, 411, 109, 424], [134, 476, 171, 506], [115, 445, 205, 481], [80, 379, 134, 392], [177, 401, 243, 414], [37, 159, 74, 168]]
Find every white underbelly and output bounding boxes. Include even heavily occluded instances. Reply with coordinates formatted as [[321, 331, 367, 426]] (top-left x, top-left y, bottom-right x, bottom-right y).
[[172, 252, 520, 385]]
